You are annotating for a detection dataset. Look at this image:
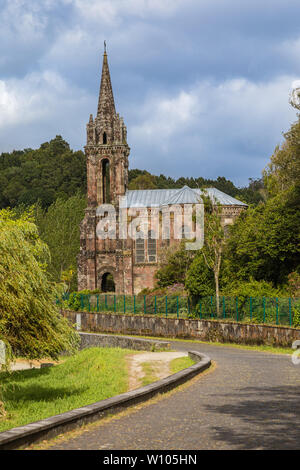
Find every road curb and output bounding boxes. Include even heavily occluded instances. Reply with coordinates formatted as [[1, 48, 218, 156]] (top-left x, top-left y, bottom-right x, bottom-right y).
[[0, 350, 211, 450]]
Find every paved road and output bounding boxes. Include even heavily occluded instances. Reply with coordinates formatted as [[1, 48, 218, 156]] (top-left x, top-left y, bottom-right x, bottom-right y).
[[49, 341, 300, 450]]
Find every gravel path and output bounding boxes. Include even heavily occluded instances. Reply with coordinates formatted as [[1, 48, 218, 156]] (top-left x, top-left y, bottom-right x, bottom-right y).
[[49, 341, 300, 450]]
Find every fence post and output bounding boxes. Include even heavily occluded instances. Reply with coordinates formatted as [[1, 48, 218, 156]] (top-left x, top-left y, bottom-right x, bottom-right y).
[[134, 295, 136, 314], [188, 297, 190, 316], [177, 296, 179, 319], [144, 295, 146, 315], [289, 298, 292, 326], [124, 295, 126, 314], [154, 296, 157, 315], [114, 295, 116, 313], [236, 297, 238, 322], [263, 297, 266, 323], [80, 294, 84, 311], [223, 296, 226, 319], [105, 295, 107, 310], [211, 296, 213, 318], [199, 300, 202, 319], [250, 296, 252, 322], [88, 295, 90, 312], [276, 297, 279, 325], [97, 295, 99, 312], [166, 296, 168, 318]]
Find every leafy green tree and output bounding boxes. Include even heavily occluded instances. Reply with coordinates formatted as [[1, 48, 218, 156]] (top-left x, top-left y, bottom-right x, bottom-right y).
[[225, 187, 300, 286], [222, 278, 282, 299], [225, 118, 300, 290], [185, 252, 215, 297], [35, 193, 86, 291], [199, 195, 225, 315], [0, 208, 79, 360], [155, 242, 195, 287], [0, 136, 86, 209], [129, 172, 158, 190], [264, 117, 300, 197]]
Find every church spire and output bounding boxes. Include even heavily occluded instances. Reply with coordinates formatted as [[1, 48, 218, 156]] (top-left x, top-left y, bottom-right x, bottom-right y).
[[97, 45, 116, 120]]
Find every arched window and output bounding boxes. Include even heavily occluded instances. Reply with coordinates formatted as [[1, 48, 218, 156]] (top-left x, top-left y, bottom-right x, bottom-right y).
[[101, 272, 115, 292], [103, 132, 107, 144], [135, 231, 145, 263], [102, 158, 110, 203], [148, 230, 157, 262]]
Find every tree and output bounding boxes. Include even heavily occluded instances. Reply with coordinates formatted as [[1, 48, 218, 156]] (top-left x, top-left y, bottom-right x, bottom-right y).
[[200, 195, 225, 315], [155, 242, 195, 287], [0, 136, 86, 209], [35, 193, 86, 291], [264, 117, 300, 197], [225, 117, 300, 289], [225, 188, 300, 286], [0, 208, 79, 360], [185, 252, 215, 298], [129, 172, 158, 190]]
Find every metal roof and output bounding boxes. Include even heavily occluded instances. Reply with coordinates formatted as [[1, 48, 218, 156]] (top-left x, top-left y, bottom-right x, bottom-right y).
[[120, 186, 247, 208]]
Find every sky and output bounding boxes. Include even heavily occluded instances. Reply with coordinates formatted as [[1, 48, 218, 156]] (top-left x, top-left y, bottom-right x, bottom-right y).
[[0, 0, 299, 186]]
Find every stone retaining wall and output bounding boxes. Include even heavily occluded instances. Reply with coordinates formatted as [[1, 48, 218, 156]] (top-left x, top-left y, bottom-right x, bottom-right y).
[[63, 310, 300, 347], [79, 332, 170, 351]]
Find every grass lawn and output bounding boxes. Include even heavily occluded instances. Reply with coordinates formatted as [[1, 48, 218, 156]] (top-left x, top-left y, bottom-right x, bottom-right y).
[[169, 356, 195, 374], [0, 347, 136, 433]]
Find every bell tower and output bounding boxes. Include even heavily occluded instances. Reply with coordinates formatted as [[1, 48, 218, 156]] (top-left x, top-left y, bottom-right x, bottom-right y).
[[78, 47, 131, 292], [85, 47, 130, 207]]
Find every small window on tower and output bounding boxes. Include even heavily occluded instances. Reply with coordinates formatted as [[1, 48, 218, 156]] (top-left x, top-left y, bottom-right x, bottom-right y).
[[103, 132, 107, 144]]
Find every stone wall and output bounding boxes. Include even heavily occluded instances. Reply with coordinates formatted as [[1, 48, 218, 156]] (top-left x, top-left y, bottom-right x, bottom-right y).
[[63, 310, 300, 348], [79, 332, 170, 351]]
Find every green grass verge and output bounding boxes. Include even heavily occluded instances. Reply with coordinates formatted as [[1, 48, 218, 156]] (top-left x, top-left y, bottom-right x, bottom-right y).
[[0, 347, 136, 433], [169, 356, 195, 374]]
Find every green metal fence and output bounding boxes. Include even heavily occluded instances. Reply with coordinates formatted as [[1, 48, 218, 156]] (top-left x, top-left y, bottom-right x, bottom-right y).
[[58, 293, 300, 328]]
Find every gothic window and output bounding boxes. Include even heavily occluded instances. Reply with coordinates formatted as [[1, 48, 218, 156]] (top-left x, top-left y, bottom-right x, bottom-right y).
[[135, 232, 145, 263], [148, 230, 157, 262], [102, 158, 110, 203], [103, 132, 107, 144]]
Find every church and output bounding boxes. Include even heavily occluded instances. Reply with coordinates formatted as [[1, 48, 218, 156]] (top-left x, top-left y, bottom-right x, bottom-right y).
[[77, 51, 247, 295]]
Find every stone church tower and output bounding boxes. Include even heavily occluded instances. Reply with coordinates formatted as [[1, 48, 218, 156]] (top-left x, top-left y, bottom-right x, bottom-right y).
[[77, 49, 132, 293]]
